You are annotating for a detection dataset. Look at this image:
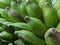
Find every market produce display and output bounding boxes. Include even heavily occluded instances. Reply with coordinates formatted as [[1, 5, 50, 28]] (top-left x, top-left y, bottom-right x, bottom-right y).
[[0, 0, 60, 45]]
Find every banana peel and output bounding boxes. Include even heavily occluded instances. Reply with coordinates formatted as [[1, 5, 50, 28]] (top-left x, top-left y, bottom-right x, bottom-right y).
[[14, 30, 45, 45]]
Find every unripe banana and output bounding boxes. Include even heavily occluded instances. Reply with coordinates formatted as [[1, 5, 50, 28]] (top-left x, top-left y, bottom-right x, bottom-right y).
[[26, 0, 43, 20], [56, 23, 60, 30], [51, 0, 57, 6], [53, 0, 60, 11], [57, 9, 60, 21], [24, 16, 48, 38], [11, 0, 20, 13], [0, 31, 15, 42], [0, 26, 5, 32], [20, 2, 28, 18], [0, 22, 32, 31], [0, 18, 7, 22], [0, 0, 10, 8], [43, 2, 59, 28], [6, 8, 24, 22], [14, 30, 45, 45], [0, 39, 9, 45], [39, 0, 52, 10], [45, 28, 60, 45], [0, 8, 11, 21], [0, 8, 18, 22], [10, 22, 32, 31], [14, 39, 25, 45]]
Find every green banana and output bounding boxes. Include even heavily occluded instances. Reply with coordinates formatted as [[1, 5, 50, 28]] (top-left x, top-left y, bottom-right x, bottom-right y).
[[57, 9, 60, 21], [53, 0, 60, 11], [14, 30, 45, 45], [0, 18, 7, 22], [10, 22, 32, 31], [26, 0, 43, 20], [14, 39, 25, 45], [43, 2, 59, 28], [0, 8, 18, 22], [24, 16, 48, 38], [0, 39, 9, 45], [51, 0, 57, 6], [56, 23, 60, 30], [0, 31, 15, 42], [0, 26, 5, 32], [39, 0, 52, 10], [0, 22, 32, 31], [11, 0, 20, 13], [20, 2, 28, 18], [0, 0, 10, 8], [6, 8, 24, 22], [45, 28, 60, 45], [0, 8, 12, 22], [0, 38, 10, 44]]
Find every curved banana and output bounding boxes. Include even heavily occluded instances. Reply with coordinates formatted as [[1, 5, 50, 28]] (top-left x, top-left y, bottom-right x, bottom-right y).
[[57, 9, 60, 21], [0, 8, 18, 22], [11, 0, 20, 13], [14, 39, 25, 45], [0, 0, 10, 8], [24, 16, 48, 38], [56, 23, 60, 30], [14, 30, 45, 45], [43, 2, 59, 28], [0, 31, 15, 42], [26, 0, 43, 20], [39, 0, 52, 10], [0, 22, 32, 31], [0, 26, 5, 32], [0, 8, 11, 21], [0, 39, 9, 45], [10, 22, 32, 31], [6, 8, 24, 22], [0, 18, 7, 22], [0, 8, 23, 22], [53, 0, 60, 11], [20, 2, 28, 18]]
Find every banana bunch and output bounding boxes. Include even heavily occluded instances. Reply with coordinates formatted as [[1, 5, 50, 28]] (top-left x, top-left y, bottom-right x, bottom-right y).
[[0, 0, 60, 45]]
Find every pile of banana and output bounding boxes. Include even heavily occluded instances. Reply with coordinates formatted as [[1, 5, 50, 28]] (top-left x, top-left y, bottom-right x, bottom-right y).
[[0, 0, 60, 45]]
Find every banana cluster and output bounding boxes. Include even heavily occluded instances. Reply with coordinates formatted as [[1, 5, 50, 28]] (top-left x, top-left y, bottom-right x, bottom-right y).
[[0, 0, 60, 45]]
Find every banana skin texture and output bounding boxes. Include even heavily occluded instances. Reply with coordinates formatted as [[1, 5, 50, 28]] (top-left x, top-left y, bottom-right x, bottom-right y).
[[26, 0, 43, 20], [24, 16, 48, 38], [43, 2, 59, 28], [14, 30, 45, 45]]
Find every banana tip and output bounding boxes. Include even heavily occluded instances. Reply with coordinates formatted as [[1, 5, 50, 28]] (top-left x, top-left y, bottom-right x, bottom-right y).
[[24, 16, 30, 22]]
